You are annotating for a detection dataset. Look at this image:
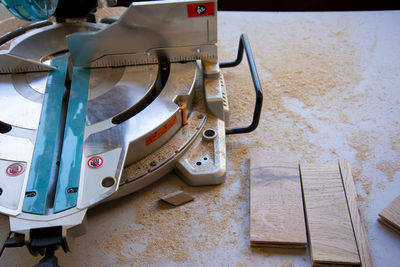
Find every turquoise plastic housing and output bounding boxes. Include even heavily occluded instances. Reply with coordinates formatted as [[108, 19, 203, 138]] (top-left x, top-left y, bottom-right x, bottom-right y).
[[1, 0, 58, 21]]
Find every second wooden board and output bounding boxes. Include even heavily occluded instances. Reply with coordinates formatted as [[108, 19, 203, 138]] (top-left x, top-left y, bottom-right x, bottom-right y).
[[250, 150, 307, 247], [339, 159, 374, 267], [300, 163, 360, 266], [379, 195, 400, 234]]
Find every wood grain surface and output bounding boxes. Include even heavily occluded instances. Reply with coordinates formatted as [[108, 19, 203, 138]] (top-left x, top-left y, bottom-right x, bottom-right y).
[[339, 159, 374, 267], [300, 163, 360, 266], [379, 195, 400, 234], [250, 150, 307, 247], [160, 190, 194, 206]]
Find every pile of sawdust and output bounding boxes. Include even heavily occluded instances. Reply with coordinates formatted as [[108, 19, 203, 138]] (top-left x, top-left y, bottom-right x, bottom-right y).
[[96, 173, 249, 265]]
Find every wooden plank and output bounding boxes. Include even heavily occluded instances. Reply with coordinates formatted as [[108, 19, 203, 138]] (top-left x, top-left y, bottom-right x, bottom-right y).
[[379, 195, 400, 234], [339, 159, 374, 267], [300, 163, 360, 266], [160, 191, 194, 206], [250, 150, 307, 248]]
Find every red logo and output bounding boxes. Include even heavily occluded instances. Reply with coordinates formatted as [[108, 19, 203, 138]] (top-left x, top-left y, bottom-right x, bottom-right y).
[[187, 2, 215, 17], [6, 163, 24, 176], [87, 156, 104, 169]]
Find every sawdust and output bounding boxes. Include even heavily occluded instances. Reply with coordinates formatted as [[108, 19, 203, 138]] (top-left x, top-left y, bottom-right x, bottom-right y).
[[348, 132, 373, 163], [376, 160, 399, 182], [218, 14, 375, 168], [98, 173, 250, 265], [345, 132, 376, 198], [361, 180, 372, 197], [392, 139, 400, 153], [351, 167, 372, 199], [235, 261, 248, 267]]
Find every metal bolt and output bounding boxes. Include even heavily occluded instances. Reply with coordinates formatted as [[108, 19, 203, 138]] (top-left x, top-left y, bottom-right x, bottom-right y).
[[150, 161, 157, 167]]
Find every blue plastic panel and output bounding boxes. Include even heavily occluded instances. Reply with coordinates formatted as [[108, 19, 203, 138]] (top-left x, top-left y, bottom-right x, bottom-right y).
[[22, 55, 68, 215], [53, 67, 90, 213]]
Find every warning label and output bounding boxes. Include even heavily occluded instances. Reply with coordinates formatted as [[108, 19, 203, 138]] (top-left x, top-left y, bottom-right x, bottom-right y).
[[87, 156, 104, 169], [187, 2, 215, 17], [145, 115, 177, 146], [6, 163, 24, 176]]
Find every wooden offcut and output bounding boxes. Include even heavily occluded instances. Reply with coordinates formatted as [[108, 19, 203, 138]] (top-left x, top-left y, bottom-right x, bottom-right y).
[[250, 150, 307, 248], [339, 159, 374, 267], [300, 163, 360, 266], [379, 195, 400, 234], [160, 190, 194, 206]]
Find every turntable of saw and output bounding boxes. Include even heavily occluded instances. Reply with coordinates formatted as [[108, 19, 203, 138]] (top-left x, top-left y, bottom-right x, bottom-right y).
[[0, 0, 262, 265]]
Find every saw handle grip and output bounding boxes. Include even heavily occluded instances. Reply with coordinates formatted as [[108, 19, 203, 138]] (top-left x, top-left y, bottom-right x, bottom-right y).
[[220, 34, 263, 135]]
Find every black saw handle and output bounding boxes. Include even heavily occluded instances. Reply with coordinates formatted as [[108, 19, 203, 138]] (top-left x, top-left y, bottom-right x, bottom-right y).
[[220, 34, 263, 135]]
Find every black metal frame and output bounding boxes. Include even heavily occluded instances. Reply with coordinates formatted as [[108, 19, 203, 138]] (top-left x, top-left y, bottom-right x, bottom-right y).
[[220, 34, 263, 135]]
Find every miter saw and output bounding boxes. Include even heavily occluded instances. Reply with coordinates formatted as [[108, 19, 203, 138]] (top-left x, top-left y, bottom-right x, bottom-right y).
[[0, 0, 262, 266]]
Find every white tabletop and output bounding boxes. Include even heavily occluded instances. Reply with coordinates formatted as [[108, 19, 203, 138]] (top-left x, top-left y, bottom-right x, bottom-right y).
[[0, 8, 399, 267]]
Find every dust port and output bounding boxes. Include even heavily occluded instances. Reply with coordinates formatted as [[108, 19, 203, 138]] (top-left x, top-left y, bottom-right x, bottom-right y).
[[0, 121, 12, 134], [202, 129, 217, 142], [101, 177, 115, 188]]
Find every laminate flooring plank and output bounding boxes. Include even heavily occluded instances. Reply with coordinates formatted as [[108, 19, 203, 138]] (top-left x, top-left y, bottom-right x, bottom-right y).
[[339, 159, 374, 267], [300, 163, 360, 266], [250, 150, 307, 248], [379, 195, 400, 234]]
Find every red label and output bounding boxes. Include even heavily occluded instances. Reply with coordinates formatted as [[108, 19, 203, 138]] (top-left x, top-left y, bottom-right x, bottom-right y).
[[87, 156, 104, 169], [6, 163, 24, 176], [187, 2, 215, 17], [145, 115, 177, 146]]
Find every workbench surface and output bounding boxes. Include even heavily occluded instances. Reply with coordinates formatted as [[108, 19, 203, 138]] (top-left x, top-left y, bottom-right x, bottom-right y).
[[1, 8, 399, 267]]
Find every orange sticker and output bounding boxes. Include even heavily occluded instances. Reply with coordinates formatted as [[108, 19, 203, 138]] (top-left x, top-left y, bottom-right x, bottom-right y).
[[145, 115, 177, 146]]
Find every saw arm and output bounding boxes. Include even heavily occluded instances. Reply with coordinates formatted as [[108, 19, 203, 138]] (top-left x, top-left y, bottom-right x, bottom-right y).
[[67, 0, 218, 68]]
